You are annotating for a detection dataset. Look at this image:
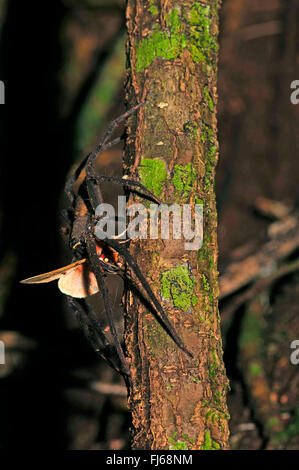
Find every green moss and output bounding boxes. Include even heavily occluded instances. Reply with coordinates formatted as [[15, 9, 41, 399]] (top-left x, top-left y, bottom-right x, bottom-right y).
[[149, 1, 158, 15], [197, 236, 217, 317], [170, 441, 188, 450], [201, 430, 220, 450], [212, 440, 220, 449], [201, 124, 216, 161], [187, 4, 218, 65], [201, 274, 210, 292], [209, 348, 219, 381], [165, 8, 180, 31], [182, 434, 195, 445], [201, 431, 212, 450], [172, 163, 197, 197], [200, 131, 207, 144], [208, 145, 217, 162], [209, 365, 217, 381], [183, 121, 198, 138], [136, 9, 186, 72], [195, 196, 203, 205], [169, 432, 194, 450], [204, 87, 214, 112], [136, 3, 218, 71], [205, 409, 224, 425], [211, 390, 225, 408], [160, 265, 197, 312], [139, 158, 167, 196], [199, 123, 217, 192], [166, 383, 174, 391], [191, 376, 201, 384], [204, 176, 211, 190], [203, 123, 212, 143], [197, 242, 209, 262]]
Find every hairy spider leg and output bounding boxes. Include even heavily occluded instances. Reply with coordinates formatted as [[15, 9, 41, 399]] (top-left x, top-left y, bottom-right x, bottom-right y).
[[88, 174, 162, 205], [90, 101, 145, 160], [85, 234, 130, 376], [67, 296, 124, 376], [64, 174, 129, 373], [65, 136, 122, 207], [66, 102, 146, 214], [85, 102, 146, 211], [65, 100, 146, 218]]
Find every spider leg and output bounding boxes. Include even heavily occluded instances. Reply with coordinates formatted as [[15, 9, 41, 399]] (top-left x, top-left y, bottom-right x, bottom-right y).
[[87, 174, 162, 205], [65, 199, 128, 376], [85, 234, 130, 376], [85, 102, 146, 211], [64, 102, 148, 376], [90, 101, 145, 160], [66, 295, 125, 376], [65, 136, 123, 206], [107, 239, 193, 358], [65, 152, 92, 206], [65, 101, 145, 208]]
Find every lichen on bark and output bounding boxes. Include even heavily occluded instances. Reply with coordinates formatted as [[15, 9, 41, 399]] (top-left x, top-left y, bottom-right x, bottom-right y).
[[135, 2, 219, 71], [125, 0, 229, 450], [160, 264, 197, 312]]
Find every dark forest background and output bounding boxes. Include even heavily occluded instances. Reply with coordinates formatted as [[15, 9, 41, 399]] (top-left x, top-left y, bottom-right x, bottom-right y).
[[0, 0, 298, 450]]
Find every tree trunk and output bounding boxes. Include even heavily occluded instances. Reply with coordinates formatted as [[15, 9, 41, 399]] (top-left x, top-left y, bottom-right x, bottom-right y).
[[124, 0, 229, 450]]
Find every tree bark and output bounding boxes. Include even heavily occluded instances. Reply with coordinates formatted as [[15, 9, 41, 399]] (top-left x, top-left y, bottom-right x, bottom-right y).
[[124, 0, 229, 450]]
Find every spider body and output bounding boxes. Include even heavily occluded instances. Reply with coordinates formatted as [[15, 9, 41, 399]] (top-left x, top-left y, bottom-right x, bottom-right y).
[[21, 102, 193, 376]]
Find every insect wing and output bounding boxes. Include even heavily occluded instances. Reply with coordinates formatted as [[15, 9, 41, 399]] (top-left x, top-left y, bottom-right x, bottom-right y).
[[58, 262, 99, 298], [20, 259, 86, 284]]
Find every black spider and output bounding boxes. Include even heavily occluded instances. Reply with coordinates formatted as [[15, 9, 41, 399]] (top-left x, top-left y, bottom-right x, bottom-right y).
[[21, 102, 193, 377]]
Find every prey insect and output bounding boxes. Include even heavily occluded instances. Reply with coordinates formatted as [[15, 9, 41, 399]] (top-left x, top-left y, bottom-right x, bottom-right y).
[[21, 241, 121, 298], [21, 102, 193, 376]]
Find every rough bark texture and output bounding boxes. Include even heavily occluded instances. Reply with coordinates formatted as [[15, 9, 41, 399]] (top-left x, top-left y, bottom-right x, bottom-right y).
[[124, 0, 229, 450]]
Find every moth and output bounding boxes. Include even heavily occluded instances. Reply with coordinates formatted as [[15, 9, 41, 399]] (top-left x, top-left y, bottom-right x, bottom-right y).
[[21, 242, 121, 299]]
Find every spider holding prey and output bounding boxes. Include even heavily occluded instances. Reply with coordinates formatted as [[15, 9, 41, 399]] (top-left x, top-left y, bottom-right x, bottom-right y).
[[21, 102, 193, 377]]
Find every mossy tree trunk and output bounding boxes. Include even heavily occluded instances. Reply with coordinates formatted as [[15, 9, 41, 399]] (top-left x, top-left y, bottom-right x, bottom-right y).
[[124, 0, 229, 450]]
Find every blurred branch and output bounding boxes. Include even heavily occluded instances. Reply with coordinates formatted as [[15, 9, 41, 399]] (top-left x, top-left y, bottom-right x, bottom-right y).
[[0, 330, 37, 350], [238, 295, 285, 447], [221, 256, 299, 322], [237, 21, 282, 41], [220, 211, 299, 299], [90, 380, 127, 397]]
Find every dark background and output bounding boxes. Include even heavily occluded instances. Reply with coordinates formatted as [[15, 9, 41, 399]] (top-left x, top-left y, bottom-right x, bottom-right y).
[[0, 0, 298, 449]]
